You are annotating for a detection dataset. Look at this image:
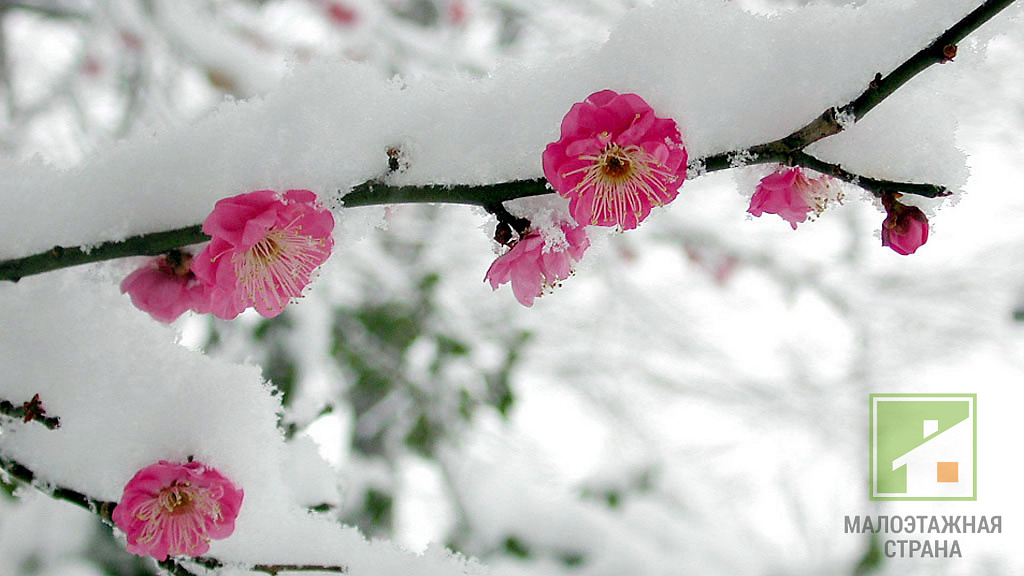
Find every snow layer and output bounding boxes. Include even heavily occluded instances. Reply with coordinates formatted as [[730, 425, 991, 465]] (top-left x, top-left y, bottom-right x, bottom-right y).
[[0, 0, 991, 260], [0, 273, 482, 576]]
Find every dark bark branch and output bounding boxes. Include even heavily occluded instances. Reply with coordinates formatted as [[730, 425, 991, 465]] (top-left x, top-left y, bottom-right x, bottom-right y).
[[0, 225, 207, 282], [0, 456, 117, 524], [792, 152, 950, 198], [341, 179, 550, 208], [0, 0, 1014, 283], [0, 394, 61, 429], [175, 556, 348, 575], [844, 0, 1016, 123]]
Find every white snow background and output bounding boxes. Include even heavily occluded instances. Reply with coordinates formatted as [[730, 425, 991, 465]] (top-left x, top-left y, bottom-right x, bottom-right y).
[[1, 0, 1023, 575]]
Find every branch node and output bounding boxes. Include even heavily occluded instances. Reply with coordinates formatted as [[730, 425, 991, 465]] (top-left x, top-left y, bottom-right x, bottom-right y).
[[484, 202, 530, 239], [0, 394, 61, 429], [942, 43, 958, 62]]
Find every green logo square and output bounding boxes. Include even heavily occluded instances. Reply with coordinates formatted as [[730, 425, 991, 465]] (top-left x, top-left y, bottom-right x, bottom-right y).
[[870, 394, 976, 501]]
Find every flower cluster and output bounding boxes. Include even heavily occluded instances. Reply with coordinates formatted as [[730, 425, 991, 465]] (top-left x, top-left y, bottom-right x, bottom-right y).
[[122, 190, 334, 322], [488, 90, 686, 306], [747, 166, 843, 229], [112, 460, 243, 561], [745, 167, 930, 254]]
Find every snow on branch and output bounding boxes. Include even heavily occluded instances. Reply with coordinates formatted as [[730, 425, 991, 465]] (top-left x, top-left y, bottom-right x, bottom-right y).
[[2, 452, 350, 576], [0, 393, 61, 429], [0, 0, 1015, 284], [164, 557, 349, 576], [0, 456, 117, 524]]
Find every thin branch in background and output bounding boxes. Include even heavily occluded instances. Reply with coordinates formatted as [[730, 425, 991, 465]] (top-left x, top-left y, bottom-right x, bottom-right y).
[[0, 0, 1016, 283], [2, 1, 90, 20]]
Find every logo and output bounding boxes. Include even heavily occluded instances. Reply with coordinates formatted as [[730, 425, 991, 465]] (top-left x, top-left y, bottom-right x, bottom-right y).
[[870, 394, 976, 501]]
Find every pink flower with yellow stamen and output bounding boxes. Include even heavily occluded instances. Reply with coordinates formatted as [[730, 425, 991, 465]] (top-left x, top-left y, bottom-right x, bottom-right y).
[[112, 460, 244, 561], [543, 90, 688, 230], [192, 189, 334, 319]]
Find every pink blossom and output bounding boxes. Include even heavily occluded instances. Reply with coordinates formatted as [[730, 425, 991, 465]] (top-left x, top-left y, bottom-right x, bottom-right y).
[[112, 460, 244, 561], [191, 190, 334, 320], [881, 193, 929, 255], [747, 166, 843, 229], [543, 90, 688, 230], [325, 1, 358, 26], [120, 251, 210, 323], [447, 1, 468, 25], [485, 223, 590, 307]]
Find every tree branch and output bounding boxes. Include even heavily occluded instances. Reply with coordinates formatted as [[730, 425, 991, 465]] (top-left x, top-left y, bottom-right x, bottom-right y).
[[0, 0, 1014, 282], [0, 456, 117, 524], [163, 555, 350, 575], [2, 456, 350, 575], [341, 179, 550, 208], [0, 394, 61, 429], [0, 225, 207, 282], [792, 152, 950, 198]]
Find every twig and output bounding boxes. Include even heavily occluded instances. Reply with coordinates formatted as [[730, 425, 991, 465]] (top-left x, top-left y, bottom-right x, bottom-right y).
[[0, 0, 1015, 283], [0, 225, 207, 282], [0, 456, 117, 523], [3, 455, 349, 575], [158, 558, 203, 576], [187, 556, 348, 574], [2, 1, 90, 20], [248, 563, 348, 574], [0, 394, 61, 429], [340, 178, 550, 208], [700, 0, 1017, 181], [792, 152, 950, 198]]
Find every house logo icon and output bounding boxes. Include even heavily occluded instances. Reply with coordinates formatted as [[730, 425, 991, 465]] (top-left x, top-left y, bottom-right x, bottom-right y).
[[870, 394, 976, 501]]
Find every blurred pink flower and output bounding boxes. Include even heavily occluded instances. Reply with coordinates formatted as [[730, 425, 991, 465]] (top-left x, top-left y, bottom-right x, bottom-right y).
[[112, 460, 244, 561], [192, 189, 334, 319], [881, 193, 929, 255], [543, 90, 688, 230], [485, 223, 590, 307], [120, 251, 209, 323], [747, 166, 842, 229], [325, 1, 358, 26]]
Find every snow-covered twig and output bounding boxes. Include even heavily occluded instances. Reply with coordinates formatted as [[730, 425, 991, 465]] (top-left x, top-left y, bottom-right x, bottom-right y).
[[0, 394, 61, 429], [0, 225, 207, 282], [701, 0, 1016, 183], [0, 456, 117, 523], [194, 558, 349, 574], [0, 0, 1015, 284], [162, 557, 349, 576], [1, 455, 350, 575]]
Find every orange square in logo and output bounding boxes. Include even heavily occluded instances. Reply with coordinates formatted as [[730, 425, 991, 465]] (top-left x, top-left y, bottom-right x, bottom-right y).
[[937, 462, 958, 483]]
